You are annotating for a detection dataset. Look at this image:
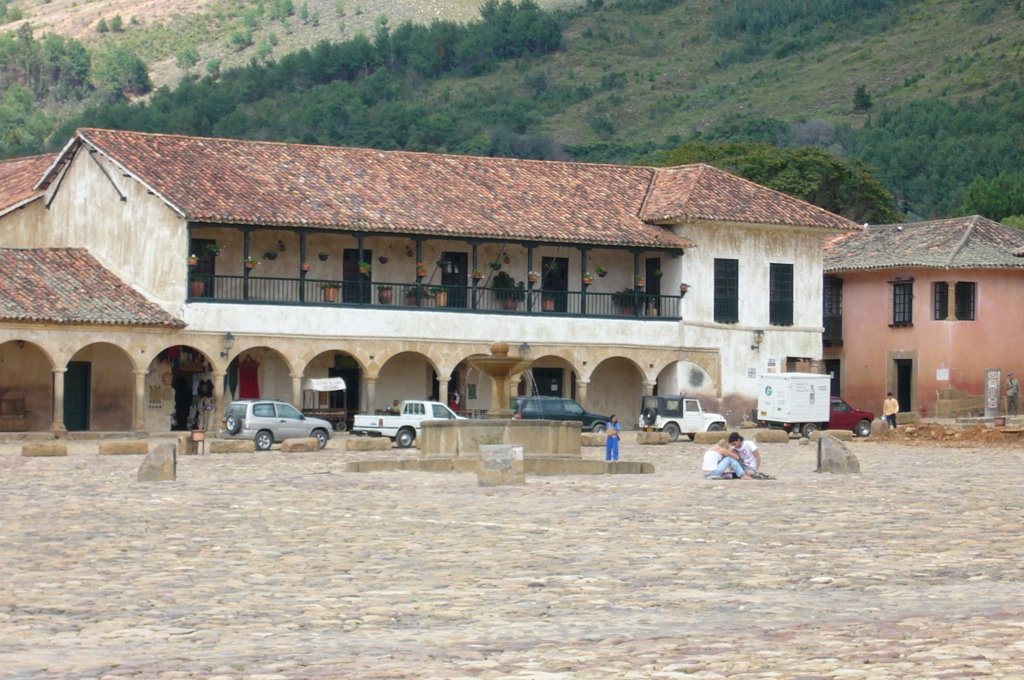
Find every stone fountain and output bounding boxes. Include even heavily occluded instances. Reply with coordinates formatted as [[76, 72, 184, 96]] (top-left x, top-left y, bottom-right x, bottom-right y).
[[346, 341, 653, 477]]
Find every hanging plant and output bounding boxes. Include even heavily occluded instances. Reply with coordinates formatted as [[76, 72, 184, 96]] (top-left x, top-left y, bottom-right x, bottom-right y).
[[596, 266, 607, 277], [359, 260, 372, 275], [264, 250, 278, 260], [244, 256, 258, 269], [416, 261, 429, 277], [472, 269, 484, 280], [206, 243, 224, 256], [301, 262, 312, 272], [318, 251, 330, 261], [527, 270, 540, 284], [489, 260, 502, 271], [187, 254, 199, 267], [582, 273, 593, 286]]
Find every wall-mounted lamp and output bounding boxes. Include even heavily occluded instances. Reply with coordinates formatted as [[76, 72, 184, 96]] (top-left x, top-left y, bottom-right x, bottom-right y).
[[378, 255, 388, 264], [519, 342, 531, 357], [751, 329, 765, 351], [221, 331, 235, 358], [16, 340, 25, 349], [405, 246, 413, 258], [277, 239, 286, 252], [679, 282, 690, 297]]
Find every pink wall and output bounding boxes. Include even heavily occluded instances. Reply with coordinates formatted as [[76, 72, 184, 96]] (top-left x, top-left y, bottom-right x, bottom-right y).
[[826, 268, 1022, 415]]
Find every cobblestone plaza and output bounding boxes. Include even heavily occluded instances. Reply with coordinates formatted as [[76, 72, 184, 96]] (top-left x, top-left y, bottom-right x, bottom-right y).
[[2, 436, 1022, 678]]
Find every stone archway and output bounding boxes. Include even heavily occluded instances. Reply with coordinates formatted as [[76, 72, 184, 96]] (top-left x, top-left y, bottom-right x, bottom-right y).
[[225, 346, 293, 405], [66, 342, 135, 431], [0, 339, 54, 432], [657, 360, 717, 399], [303, 350, 364, 429], [147, 345, 217, 432], [589, 356, 646, 427], [375, 351, 439, 413]]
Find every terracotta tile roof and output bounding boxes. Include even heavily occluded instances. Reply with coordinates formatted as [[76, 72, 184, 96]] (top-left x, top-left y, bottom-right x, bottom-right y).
[[641, 163, 859, 230], [0, 248, 185, 327], [824, 215, 1024, 271], [48, 129, 855, 249], [0, 153, 57, 215]]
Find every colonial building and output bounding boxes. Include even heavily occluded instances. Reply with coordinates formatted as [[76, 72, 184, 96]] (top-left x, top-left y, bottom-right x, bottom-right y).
[[0, 128, 857, 433], [823, 215, 1024, 417]]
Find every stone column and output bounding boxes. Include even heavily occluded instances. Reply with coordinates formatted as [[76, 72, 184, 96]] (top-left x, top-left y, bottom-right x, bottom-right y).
[[291, 373, 303, 409], [437, 378, 449, 408], [212, 371, 226, 432], [52, 368, 67, 433], [946, 280, 957, 320], [365, 377, 377, 412], [133, 370, 148, 432], [576, 380, 590, 408], [644, 381, 656, 396]]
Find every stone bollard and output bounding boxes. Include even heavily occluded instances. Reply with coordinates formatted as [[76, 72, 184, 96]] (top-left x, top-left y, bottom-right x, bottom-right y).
[[137, 443, 176, 482], [753, 429, 790, 443], [281, 437, 319, 452], [817, 434, 860, 474], [99, 440, 149, 455], [870, 419, 894, 438], [636, 431, 670, 445], [208, 439, 256, 454], [476, 445, 525, 486], [22, 441, 68, 457], [345, 436, 393, 451], [692, 431, 727, 445], [580, 432, 605, 447]]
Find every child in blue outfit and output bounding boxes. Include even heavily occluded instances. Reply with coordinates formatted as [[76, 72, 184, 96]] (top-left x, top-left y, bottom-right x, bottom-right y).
[[605, 414, 621, 461]]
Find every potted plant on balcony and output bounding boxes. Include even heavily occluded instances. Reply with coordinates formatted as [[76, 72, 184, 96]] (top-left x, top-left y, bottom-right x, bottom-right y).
[[541, 292, 556, 312], [636, 276, 646, 288], [527, 270, 540, 285], [489, 259, 502, 271], [264, 250, 278, 260], [244, 256, 258, 269], [404, 283, 432, 305], [378, 285, 394, 305], [206, 243, 224, 257], [318, 251, 330, 261], [358, 261, 372, 276], [301, 261, 312, 272], [472, 269, 484, 281], [430, 286, 448, 307], [321, 281, 341, 302], [612, 287, 637, 315], [582, 272, 593, 286], [416, 261, 429, 278], [679, 282, 690, 297], [596, 265, 607, 277], [492, 271, 525, 310], [188, 253, 199, 267]]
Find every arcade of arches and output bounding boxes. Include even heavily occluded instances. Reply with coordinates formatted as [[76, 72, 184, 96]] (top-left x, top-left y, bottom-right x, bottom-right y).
[[0, 331, 721, 433]]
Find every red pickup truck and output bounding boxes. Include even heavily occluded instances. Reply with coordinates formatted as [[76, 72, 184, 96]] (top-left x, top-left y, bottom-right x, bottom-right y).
[[828, 396, 875, 437]]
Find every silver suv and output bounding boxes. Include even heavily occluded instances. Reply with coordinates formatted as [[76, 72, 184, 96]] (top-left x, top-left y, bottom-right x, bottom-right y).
[[223, 399, 332, 451]]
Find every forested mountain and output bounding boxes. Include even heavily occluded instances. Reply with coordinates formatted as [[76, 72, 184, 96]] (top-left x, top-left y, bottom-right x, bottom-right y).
[[2, 0, 1023, 221]]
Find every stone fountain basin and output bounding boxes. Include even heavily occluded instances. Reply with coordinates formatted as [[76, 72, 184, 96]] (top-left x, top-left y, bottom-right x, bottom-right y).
[[419, 419, 581, 459]]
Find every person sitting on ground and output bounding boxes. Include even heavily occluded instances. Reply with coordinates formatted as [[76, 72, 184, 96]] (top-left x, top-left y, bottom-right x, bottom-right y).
[[728, 432, 763, 477], [702, 441, 750, 480]]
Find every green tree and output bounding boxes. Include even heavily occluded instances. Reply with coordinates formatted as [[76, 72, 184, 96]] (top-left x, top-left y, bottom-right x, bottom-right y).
[[645, 141, 901, 224], [961, 172, 1024, 222], [176, 46, 200, 73], [90, 44, 152, 101], [853, 84, 872, 111]]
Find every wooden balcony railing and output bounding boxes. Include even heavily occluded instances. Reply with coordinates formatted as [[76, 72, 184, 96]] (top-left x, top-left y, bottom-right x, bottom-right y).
[[188, 275, 682, 320]]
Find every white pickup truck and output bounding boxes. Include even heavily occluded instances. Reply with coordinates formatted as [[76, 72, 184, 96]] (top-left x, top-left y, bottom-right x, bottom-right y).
[[638, 394, 727, 441], [351, 400, 464, 447]]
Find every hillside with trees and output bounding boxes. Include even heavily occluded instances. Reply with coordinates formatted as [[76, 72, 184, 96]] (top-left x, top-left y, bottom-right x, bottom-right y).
[[1, 0, 1023, 222]]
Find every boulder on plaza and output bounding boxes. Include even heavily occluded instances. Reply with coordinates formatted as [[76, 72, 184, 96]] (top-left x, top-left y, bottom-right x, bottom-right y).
[[208, 439, 256, 453], [137, 443, 176, 482], [281, 437, 319, 452], [346, 436, 393, 451], [99, 440, 149, 455], [692, 431, 727, 445], [754, 428, 790, 443], [636, 431, 670, 445], [816, 434, 860, 474], [870, 419, 894, 438], [22, 441, 67, 457]]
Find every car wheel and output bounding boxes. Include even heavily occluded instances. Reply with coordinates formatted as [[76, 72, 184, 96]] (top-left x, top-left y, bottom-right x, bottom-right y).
[[396, 427, 416, 448], [334, 420, 347, 432], [255, 430, 274, 451], [853, 419, 871, 437], [591, 422, 606, 434], [663, 422, 681, 442], [707, 422, 725, 432], [312, 428, 329, 449], [801, 422, 819, 438], [225, 415, 242, 435]]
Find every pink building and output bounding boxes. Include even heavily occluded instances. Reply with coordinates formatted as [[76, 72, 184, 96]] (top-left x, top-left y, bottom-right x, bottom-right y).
[[823, 215, 1024, 417]]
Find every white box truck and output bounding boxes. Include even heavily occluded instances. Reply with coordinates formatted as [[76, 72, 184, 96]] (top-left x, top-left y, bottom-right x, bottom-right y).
[[757, 372, 831, 438]]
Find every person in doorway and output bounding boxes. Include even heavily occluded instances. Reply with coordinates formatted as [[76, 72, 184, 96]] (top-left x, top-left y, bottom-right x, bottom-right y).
[[449, 391, 460, 413], [1005, 373, 1020, 415], [605, 414, 621, 462], [883, 392, 899, 429], [727, 432, 762, 476]]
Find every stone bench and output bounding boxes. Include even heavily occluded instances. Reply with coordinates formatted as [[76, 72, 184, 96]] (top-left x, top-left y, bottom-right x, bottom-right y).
[[208, 439, 256, 454], [346, 436, 393, 451], [22, 441, 68, 457], [99, 440, 149, 455], [693, 431, 727, 445], [281, 437, 319, 452], [809, 429, 854, 442], [580, 432, 605, 447], [636, 431, 670, 445]]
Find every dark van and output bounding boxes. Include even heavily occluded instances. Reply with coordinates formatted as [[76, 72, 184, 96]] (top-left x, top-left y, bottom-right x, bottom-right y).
[[511, 396, 610, 433]]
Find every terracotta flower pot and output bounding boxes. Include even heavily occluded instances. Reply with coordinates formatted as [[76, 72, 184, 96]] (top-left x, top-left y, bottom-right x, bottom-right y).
[[189, 280, 205, 297], [301, 262, 312, 272], [323, 287, 339, 302], [378, 288, 393, 305]]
